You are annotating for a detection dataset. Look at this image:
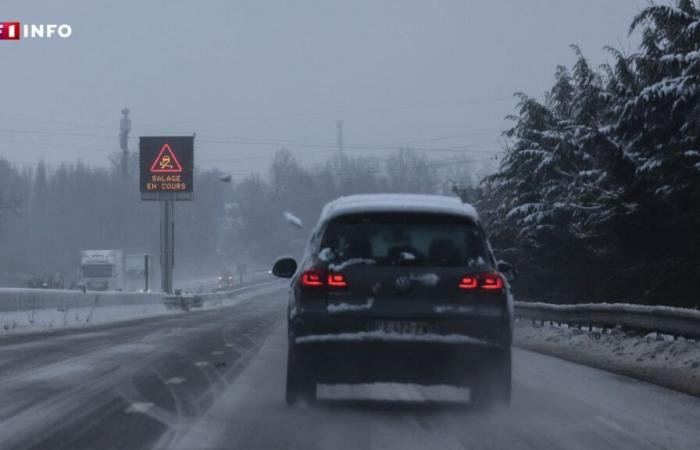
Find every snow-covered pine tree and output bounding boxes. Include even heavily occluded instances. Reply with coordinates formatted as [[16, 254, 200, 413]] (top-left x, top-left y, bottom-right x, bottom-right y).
[[605, 0, 700, 303], [478, 1, 699, 305]]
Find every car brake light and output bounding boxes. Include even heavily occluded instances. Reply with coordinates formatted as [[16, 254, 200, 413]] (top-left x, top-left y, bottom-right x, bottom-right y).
[[480, 273, 504, 290], [327, 273, 347, 288], [458, 273, 504, 291], [300, 270, 324, 287], [458, 276, 478, 290]]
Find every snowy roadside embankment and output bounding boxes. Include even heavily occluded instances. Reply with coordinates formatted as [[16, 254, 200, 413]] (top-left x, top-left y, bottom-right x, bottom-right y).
[[0, 280, 284, 335], [514, 319, 700, 397], [0, 302, 177, 333], [0, 288, 165, 312]]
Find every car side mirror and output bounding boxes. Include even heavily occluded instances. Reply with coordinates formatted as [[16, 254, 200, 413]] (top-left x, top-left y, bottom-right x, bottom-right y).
[[497, 260, 518, 283], [272, 256, 297, 278]]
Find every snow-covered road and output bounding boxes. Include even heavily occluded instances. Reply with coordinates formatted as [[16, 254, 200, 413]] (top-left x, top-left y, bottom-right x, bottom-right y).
[[0, 284, 698, 450]]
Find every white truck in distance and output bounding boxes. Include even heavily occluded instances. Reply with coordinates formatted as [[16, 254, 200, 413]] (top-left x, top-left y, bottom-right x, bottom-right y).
[[80, 250, 124, 291]]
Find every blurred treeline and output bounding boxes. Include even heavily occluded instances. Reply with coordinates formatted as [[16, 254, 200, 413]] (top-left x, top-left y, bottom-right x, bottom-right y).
[[224, 148, 480, 264], [0, 149, 480, 286], [0, 156, 228, 285]]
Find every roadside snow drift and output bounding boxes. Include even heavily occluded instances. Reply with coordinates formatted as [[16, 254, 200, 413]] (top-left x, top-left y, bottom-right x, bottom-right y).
[[514, 319, 700, 397]]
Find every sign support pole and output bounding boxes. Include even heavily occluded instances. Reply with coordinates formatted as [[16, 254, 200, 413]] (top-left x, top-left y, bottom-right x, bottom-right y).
[[140, 135, 193, 295], [144, 254, 149, 292], [160, 199, 174, 293]]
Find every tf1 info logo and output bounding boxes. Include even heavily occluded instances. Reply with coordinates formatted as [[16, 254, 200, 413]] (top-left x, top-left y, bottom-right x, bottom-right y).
[[0, 22, 72, 40]]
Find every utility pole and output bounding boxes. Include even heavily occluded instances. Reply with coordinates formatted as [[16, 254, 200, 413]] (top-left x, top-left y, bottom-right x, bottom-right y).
[[119, 108, 131, 179], [336, 120, 344, 157]]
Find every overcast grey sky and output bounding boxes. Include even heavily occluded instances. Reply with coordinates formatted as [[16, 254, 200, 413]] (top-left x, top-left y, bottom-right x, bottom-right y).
[[1, 0, 648, 177]]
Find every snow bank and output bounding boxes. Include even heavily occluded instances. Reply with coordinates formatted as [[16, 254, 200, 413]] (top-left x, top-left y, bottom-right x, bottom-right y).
[[515, 320, 700, 397], [0, 288, 164, 312], [517, 301, 700, 318], [0, 303, 177, 333], [0, 280, 285, 335]]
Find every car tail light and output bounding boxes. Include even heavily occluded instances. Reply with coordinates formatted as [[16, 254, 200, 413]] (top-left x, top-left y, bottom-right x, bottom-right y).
[[458, 276, 478, 290], [300, 270, 324, 287], [458, 273, 504, 291], [327, 272, 347, 288], [480, 273, 504, 290]]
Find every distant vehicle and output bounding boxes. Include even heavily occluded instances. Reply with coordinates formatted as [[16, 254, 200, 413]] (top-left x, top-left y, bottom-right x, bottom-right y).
[[125, 254, 148, 291], [79, 249, 124, 291], [217, 270, 235, 291], [27, 273, 64, 289], [272, 194, 517, 406]]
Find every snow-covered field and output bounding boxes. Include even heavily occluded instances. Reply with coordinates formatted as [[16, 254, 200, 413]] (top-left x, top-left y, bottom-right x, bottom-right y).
[[514, 319, 700, 397]]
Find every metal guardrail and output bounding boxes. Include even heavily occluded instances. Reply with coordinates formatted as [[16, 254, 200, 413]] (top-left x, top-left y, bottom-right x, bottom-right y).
[[176, 268, 272, 294], [514, 301, 700, 340], [165, 277, 281, 311], [0, 274, 280, 313]]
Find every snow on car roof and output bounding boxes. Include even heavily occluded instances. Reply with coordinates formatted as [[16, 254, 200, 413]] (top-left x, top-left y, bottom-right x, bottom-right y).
[[319, 194, 479, 223]]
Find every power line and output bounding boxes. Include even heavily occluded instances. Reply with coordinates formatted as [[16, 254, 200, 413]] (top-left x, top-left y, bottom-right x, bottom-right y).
[[1, 159, 112, 170], [0, 138, 115, 153], [140, 97, 514, 126], [0, 116, 115, 130], [0, 126, 504, 154], [0, 128, 117, 140], [395, 130, 501, 145], [192, 136, 501, 153], [0, 135, 502, 168], [198, 153, 498, 178], [198, 144, 502, 166]]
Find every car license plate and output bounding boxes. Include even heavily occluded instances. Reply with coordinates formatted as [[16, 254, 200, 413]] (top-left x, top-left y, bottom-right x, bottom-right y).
[[368, 320, 435, 335]]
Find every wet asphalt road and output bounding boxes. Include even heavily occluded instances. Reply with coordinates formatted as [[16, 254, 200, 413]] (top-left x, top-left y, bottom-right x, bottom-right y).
[[0, 284, 698, 450]]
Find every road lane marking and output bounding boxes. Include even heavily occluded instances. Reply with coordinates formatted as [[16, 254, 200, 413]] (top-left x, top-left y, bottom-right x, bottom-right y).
[[596, 416, 629, 434], [125, 402, 154, 413], [211, 350, 224, 355], [165, 377, 186, 385], [194, 361, 209, 367]]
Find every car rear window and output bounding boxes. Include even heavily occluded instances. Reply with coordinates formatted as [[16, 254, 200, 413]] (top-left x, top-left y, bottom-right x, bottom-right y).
[[319, 213, 487, 266]]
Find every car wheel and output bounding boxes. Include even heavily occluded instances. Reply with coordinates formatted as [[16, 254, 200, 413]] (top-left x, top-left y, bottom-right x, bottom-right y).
[[285, 345, 316, 406], [471, 347, 512, 408]]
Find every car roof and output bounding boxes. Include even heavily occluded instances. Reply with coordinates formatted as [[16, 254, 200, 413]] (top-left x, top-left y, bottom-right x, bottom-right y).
[[319, 194, 479, 223]]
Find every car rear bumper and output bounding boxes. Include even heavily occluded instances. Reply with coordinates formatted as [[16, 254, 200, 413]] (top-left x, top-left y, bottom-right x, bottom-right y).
[[293, 339, 509, 385], [291, 312, 512, 345], [290, 313, 511, 385]]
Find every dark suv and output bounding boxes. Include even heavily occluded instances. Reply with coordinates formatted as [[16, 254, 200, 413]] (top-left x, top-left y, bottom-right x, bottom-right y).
[[272, 194, 516, 406]]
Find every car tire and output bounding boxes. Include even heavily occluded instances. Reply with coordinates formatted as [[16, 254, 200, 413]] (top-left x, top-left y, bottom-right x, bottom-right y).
[[285, 345, 316, 406], [471, 347, 512, 408]]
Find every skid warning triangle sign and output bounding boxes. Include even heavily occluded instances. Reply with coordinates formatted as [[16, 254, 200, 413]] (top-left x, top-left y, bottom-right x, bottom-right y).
[[150, 144, 183, 173]]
